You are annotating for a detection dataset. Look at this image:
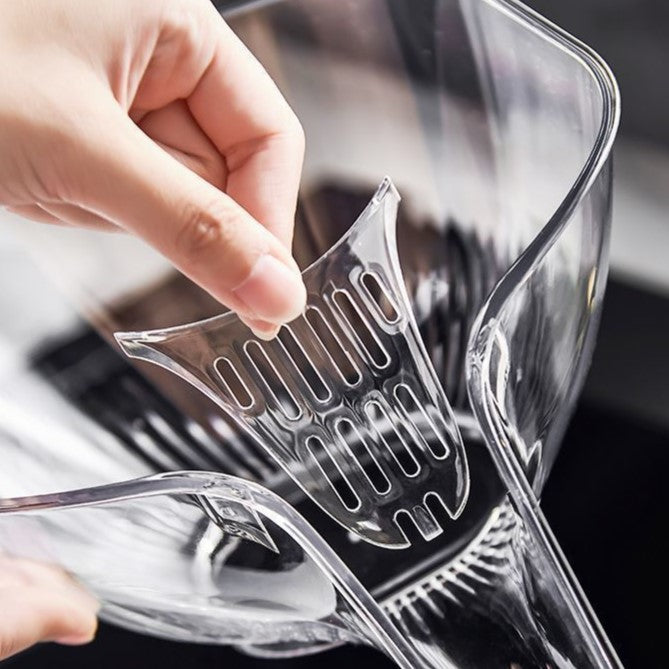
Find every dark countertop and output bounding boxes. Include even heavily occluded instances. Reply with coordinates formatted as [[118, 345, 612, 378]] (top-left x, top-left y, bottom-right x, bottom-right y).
[[7, 279, 667, 668]]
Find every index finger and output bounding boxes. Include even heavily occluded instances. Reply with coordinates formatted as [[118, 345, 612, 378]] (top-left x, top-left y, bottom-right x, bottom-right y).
[[186, 8, 304, 249]]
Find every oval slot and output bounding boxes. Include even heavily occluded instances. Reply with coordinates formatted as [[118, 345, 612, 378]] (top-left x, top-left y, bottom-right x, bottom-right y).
[[394, 383, 450, 460], [277, 326, 331, 403], [244, 341, 301, 421], [393, 509, 424, 545], [306, 435, 360, 512], [214, 357, 254, 409], [360, 271, 400, 324], [305, 307, 361, 386], [332, 289, 390, 369], [424, 492, 450, 525], [365, 400, 420, 477], [335, 418, 391, 495]]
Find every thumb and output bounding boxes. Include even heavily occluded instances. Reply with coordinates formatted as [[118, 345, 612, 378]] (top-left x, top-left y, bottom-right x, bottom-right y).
[[0, 584, 98, 660], [74, 110, 306, 329]]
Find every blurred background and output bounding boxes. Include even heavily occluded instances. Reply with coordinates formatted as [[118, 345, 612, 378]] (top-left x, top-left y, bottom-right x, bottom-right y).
[[6, 1, 668, 668], [530, 0, 669, 428]]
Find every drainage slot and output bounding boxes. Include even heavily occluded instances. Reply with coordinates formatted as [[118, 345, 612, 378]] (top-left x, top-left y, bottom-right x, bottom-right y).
[[306, 435, 360, 511], [395, 383, 450, 459], [305, 306, 361, 386], [214, 357, 254, 409], [360, 270, 400, 323], [333, 289, 390, 369], [278, 326, 331, 403], [336, 418, 390, 495], [365, 400, 420, 477], [244, 342, 301, 420]]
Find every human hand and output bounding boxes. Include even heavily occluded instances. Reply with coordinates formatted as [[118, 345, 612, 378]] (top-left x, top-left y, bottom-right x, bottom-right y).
[[0, 0, 306, 339], [0, 554, 99, 661]]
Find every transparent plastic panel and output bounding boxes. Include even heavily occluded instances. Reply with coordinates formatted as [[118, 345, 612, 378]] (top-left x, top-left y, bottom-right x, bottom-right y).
[[468, 163, 614, 490], [0, 471, 621, 667], [462, 0, 618, 486], [116, 181, 470, 548], [0, 472, 426, 669]]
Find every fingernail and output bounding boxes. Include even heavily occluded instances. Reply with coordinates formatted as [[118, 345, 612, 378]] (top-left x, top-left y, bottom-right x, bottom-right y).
[[242, 317, 281, 341], [233, 254, 306, 324], [56, 633, 95, 646], [55, 625, 97, 646]]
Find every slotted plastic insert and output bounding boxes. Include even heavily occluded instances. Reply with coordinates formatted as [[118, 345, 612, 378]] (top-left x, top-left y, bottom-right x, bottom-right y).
[[116, 179, 470, 548]]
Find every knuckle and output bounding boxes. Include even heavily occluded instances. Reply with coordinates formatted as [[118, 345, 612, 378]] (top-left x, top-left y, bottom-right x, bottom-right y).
[[159, 0, 212, 40], [173, 199, 237, 263], [160, 3, 194, 33]]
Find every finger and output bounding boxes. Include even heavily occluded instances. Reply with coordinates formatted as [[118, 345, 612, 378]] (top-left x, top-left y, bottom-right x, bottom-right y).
[[138, 100, 227, 190], [240, 316, 281, 341], [0, 586, 98, 660], [134, 2, 303, 249], [0, 555, 99, 607], [73, 108, 306, 325], [7, 204, 117, 232], [39, 203, 118, 231], [6, 204, 64, 226], [186, 16, 304, 249]]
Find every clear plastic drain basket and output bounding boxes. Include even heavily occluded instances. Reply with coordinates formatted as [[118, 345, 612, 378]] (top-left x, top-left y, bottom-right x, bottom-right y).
[[0, 0, 620, 667]]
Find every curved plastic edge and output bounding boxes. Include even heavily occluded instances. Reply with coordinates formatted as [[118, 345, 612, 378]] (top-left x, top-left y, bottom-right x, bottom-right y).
[[0, 471, 430, 669], [114, 178, 399, 349], [470, 0, 620, 328], [464, 3, 622, 668]]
